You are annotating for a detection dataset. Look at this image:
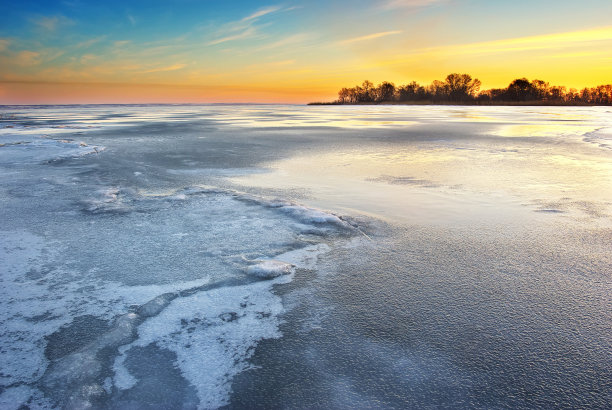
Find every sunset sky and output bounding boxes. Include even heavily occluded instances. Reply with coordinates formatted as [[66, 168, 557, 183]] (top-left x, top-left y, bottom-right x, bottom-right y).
[[1, 0, 611, 104]]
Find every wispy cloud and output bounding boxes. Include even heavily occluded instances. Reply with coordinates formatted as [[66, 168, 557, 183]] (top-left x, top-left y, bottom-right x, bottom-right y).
[[141, 63, 187, 73], [127, 14, 136, 25], [340, 30, 402, 44], [203, 5, 298, 48], [31, 15, 74, 32], [114, 40, 130, 47], [419, 26, 612, 56], [80, 54, 96, 64], [269, 59, 296, 66], [545, 51, 609, 59], [14, 50, 41, 66], [75, 36, 106, 49], [382, 0, 447, 9], [0, 39, 9, 52], [207, 27, 258, 46], [255, 33, 313, 51], [374, 26, 612, 68], [241, 6, 281, 22]]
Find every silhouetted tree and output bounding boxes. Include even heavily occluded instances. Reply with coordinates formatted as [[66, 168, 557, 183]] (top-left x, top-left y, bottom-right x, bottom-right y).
[[337, 88, 350, 103], [359, 80, 375, 102], [549, 86, 566, 101], [505, 78, 537, 101], [397, 81, 426, 101], [531, 79, 550, 100], [428, 80, 447, 102], [331, 74, 611, 105], [375, 82, 396, 102], [444, 73, 481, 102]]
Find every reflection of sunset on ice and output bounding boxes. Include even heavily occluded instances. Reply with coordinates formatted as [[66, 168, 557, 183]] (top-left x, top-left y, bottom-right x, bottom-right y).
[[1, 104, 611, 408]]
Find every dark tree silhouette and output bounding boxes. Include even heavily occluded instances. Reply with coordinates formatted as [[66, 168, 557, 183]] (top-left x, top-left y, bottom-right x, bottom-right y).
[[505, 78, 537, 101], [397, 81, 426, 101], [444, 73, 482, 102], [360, 80, 375, 102], [329, 74, 611, 105], [375, 82, 396, 102]]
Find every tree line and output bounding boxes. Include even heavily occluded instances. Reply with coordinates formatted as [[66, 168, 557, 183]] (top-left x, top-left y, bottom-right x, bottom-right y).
[[329, 74, 612, 105]]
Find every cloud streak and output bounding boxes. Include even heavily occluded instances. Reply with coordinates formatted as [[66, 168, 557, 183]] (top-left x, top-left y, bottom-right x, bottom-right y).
[[241, 6, 280, 22], [14, 50, 41, 66], [75, 36, 106, 49], [418, 26, 612, 56], [381, 0, 447, 9], [254, 33, 313, 51], [207, 27, 258, 46], [340, 30, 402, 44], [31, 15, 74, 31], [371, 26, 612, 73], [141, 63, 187, 73], [0, 39, 9, 52]]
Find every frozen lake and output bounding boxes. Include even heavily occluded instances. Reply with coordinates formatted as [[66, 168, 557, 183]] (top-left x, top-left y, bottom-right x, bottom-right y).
[[1, 104, 611, 408]]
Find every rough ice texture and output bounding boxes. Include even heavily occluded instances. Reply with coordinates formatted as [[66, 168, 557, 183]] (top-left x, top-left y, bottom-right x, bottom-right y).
[[583, 127, 612, 150], [0, 386, 53, 410], [1, 104, 610, 410], [247, 260, 295, 278], [269, 201, 348, 226], [0, 195, 336, 408], [113, 243, 331, 408], [81, 187, 134, 214], [0, 229, 210, 389], [114, 279, 285, 409], [0, 135, 103, 164]]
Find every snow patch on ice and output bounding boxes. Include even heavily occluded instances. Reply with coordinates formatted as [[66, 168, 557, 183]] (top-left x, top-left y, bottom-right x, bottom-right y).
[[0, 386, 53, 410], [1, 182, 345, 407], [261, 199, 350, 228], [0, 386, 35, 410], [247, 260, 295, 278], [583, 127, 612, 150], [114, 242, 331, 408], [81, 187, 133, 214], [114, 279, 286, 409], [113, 348, 138, 390], [0, 229, 210, 395], [170, 186, 350, 229]]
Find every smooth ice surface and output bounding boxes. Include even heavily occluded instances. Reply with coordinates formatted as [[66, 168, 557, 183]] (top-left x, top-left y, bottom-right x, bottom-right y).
[[1, 104, 611, 409]]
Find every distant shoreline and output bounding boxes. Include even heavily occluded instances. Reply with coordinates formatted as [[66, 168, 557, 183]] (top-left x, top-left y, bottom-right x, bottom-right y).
[[316, 74, 612, 106], [308, 101, 597, 106]]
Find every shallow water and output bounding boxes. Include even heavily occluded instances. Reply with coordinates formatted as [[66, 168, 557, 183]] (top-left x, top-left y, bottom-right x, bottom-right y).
[[0, 104, 610, 408]]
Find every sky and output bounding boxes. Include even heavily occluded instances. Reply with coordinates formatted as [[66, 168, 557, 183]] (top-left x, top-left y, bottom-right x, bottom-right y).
[[0, 0, 611, 104]]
